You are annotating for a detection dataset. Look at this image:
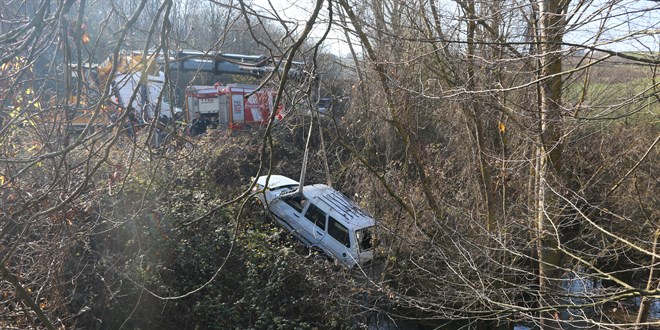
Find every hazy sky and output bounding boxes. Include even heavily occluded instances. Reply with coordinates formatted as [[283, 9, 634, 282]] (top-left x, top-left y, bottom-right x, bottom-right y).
[[248, 0, 660, 54], [249, 0, 352, 55]]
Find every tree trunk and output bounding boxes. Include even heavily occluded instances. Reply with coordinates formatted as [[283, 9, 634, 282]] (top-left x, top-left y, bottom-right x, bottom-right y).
[[339, 0, 442, 218], [536, 0, 569, 328], [635, 230, 660, 327], [449, 0, 501, 232]]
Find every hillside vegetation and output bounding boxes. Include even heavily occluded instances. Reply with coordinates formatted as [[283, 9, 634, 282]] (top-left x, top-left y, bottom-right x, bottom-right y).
[[1, 1, 659, 329]]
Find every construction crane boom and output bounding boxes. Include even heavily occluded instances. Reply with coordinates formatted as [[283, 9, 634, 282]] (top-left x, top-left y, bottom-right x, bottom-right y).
[[161, 50, 307, 81]]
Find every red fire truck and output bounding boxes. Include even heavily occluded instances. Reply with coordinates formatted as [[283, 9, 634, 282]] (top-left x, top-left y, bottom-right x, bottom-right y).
[[185, 83, 282, 129]]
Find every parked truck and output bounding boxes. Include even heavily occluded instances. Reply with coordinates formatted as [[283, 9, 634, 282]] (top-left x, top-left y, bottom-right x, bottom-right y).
[[102, 53, 174, 122], [64, 50, 306, 133], [185, 83, 282, 129], [63, 53, 175, 134]]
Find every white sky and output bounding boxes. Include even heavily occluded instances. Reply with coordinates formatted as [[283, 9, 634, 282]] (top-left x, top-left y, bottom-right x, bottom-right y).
[[564, 0, 660, 52], [247, 0, 660, 55], [248, 0, 353, 56]]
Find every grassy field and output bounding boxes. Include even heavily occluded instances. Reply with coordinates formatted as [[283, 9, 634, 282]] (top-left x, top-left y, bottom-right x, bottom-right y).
[[563, 55, 660, 122]]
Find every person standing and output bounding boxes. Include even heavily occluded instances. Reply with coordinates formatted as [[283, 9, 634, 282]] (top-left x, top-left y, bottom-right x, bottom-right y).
[[188, 112, 208, 137]]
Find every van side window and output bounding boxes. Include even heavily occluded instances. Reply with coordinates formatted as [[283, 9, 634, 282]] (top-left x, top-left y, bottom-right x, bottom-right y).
[[328, 217, 350, 247], [304, 203, 326, 230], [283, 195, 307, 213]]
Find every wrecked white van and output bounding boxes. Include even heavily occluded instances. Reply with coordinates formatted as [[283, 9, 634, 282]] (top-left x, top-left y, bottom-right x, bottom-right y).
[[253, 175, 375, 267]]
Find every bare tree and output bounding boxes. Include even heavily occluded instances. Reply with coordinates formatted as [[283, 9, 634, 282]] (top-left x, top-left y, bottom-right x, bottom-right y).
[[2, 0, 658, 328], [328, 0, 660, 328]]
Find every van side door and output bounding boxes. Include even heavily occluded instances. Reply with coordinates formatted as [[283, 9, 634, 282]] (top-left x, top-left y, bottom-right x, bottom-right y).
[[270, 194, 309, 239], [325, 217, 354, 265], [300, 203, 327, 245]]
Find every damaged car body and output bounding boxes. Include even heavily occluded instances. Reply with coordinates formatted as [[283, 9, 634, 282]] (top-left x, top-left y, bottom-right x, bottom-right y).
[[253, 175, 375, 267]]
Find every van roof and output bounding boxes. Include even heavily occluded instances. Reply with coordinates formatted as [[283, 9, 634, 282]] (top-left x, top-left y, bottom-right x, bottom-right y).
[[303, 184, 375, 230]]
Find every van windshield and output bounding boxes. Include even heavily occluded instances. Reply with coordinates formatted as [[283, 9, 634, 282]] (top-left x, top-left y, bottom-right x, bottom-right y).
[[356, 227, 373, 252]]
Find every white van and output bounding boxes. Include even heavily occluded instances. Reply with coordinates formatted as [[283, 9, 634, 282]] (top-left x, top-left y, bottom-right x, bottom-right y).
[[253, 175, 375, 267]]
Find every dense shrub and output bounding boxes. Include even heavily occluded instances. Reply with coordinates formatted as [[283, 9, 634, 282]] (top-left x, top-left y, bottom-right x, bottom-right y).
[[56, 130, 366, 329]]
